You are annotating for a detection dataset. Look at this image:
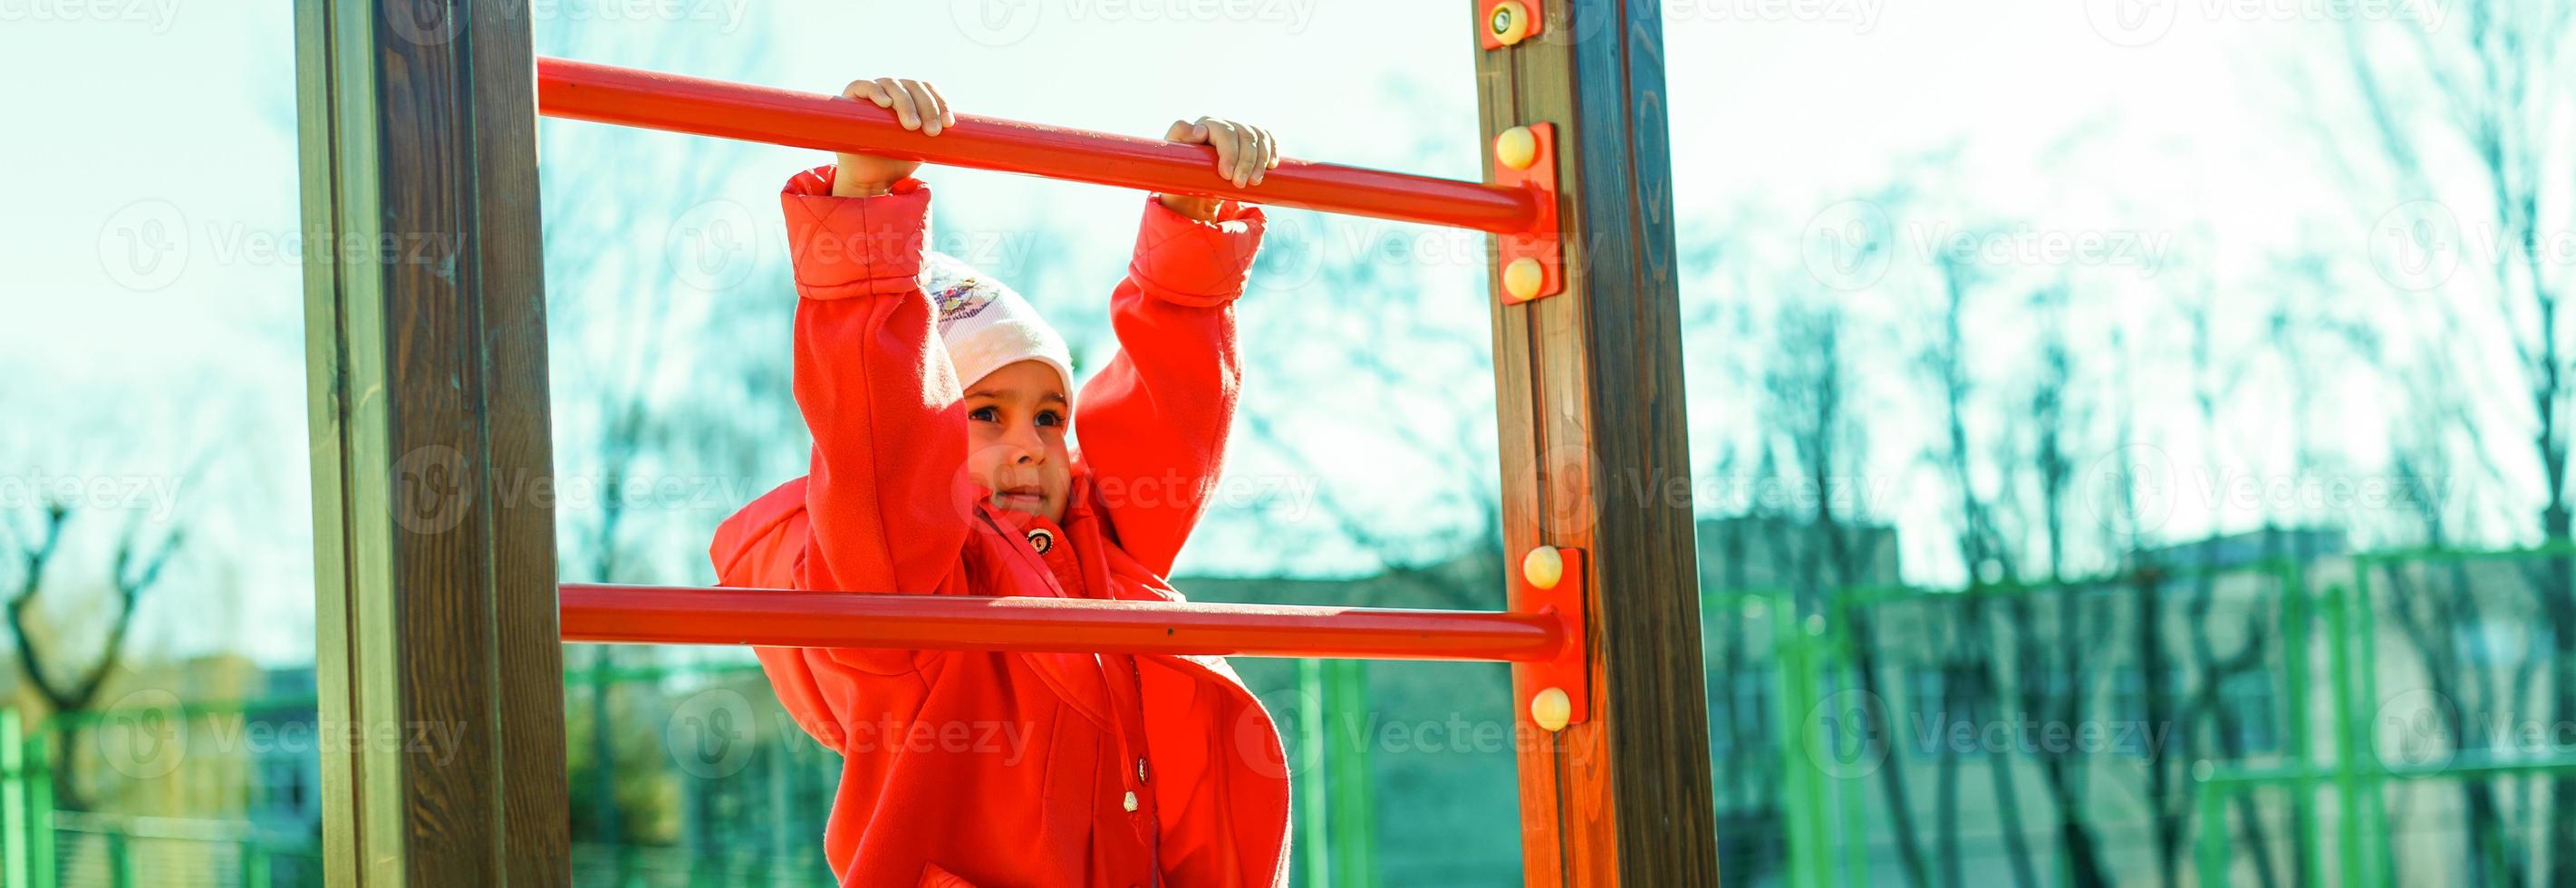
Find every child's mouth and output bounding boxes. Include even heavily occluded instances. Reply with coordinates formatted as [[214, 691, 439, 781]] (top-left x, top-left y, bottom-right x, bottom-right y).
[[994, 487, 1046, 511]]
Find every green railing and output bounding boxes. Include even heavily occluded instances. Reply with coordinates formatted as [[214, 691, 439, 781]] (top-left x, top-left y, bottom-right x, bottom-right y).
[[2, 653, 1383, 887], [1712, 543, 2576, 887], [18, 543, 2567, 887]]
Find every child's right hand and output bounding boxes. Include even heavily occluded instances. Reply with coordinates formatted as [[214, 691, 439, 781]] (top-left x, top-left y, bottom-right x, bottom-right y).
[[833, 77, 955, 198]]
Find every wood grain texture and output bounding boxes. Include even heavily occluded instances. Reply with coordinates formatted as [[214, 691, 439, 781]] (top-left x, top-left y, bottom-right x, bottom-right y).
[[1474, 0, 1721, 883], [296, 1, 569, 883]]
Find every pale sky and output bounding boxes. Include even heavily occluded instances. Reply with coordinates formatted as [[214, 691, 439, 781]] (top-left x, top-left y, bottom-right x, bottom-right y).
[[0, 1, 2514, 664]]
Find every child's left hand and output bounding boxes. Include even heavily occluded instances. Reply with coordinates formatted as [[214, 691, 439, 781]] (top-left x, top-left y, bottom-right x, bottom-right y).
[[1156, 117, 1280, 220]]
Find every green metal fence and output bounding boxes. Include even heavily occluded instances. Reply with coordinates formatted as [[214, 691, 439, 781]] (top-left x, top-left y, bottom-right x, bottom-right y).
[[16, 544, 2570, 887], [1, 653, 1382, 888], [1718, 544, 2576, 888]]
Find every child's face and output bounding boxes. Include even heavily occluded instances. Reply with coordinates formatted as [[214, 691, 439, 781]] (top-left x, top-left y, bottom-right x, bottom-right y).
[[963, 359, 1074, 524]]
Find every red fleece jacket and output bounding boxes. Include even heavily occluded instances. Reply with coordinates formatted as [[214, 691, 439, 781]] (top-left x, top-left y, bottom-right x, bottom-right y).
[[709, 166, 1289, 888]]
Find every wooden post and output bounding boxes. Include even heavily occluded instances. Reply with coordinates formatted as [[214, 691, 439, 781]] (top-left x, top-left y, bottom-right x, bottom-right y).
[[1473, 0, 1722, 883], [295, 1, 568, 883]]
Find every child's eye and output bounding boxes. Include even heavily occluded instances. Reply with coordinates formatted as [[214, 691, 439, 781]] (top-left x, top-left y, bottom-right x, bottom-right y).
[[1036, 410, 1066, 429], [969, 406, 999, 423]]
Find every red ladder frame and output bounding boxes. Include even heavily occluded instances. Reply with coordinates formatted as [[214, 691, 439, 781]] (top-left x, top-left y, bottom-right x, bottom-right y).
[[294, 2, 1713, 883]]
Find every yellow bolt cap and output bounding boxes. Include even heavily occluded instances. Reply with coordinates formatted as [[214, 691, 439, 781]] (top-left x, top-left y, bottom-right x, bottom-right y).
[[1531, 687, 1572, 732], [1490, 1, 1533, 46], [1521, 545, 1563, 589], [1502, 256, 1545, 301], [1495, 126, 1539, 170]]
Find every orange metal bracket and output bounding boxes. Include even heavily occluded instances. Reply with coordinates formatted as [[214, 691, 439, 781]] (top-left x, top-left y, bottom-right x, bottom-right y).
[[1494, 122, 1565, 304], [1514, 546, 1591, 727]]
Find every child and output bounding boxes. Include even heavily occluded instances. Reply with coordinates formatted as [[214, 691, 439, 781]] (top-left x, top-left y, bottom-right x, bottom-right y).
[[709, 75, 1291, 887]]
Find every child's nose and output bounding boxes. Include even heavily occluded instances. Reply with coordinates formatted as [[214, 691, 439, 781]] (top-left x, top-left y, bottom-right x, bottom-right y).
[[1008, 427, 1047, 463]]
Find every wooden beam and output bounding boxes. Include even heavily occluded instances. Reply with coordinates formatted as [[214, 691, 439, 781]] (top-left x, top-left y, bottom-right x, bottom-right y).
[[1473, 1, 1722, 883], [295, 1, 568, 883]]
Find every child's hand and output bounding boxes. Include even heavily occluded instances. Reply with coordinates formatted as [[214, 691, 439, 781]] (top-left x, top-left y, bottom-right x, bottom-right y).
[[833, 77, 956, 198], [1156, 117, 1280, 220]]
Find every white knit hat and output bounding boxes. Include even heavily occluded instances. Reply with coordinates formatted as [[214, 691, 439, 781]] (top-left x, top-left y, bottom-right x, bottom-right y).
[[919, 251, 1074, 397]]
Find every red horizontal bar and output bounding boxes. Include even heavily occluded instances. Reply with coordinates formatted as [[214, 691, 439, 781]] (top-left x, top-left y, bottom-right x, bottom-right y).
[[560, 584, 1562, 662], [535, 57, 1542, 235]]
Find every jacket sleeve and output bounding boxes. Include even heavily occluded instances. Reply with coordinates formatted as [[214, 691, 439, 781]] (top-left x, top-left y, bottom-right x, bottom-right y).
[[781, 165, 979, 598], [1074, 197, 1265, 576]]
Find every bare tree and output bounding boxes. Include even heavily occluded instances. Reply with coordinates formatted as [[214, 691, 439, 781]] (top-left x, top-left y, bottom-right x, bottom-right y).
[[3, 500, 186, 811], [533, 21, 807, 871], [2306, 6, 2576, 877], [1913, 250, 2041, 888], [2009, 281, 2115, 888], [1756, 300, 1945, 887], [1234, 208, 1506, 611]]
